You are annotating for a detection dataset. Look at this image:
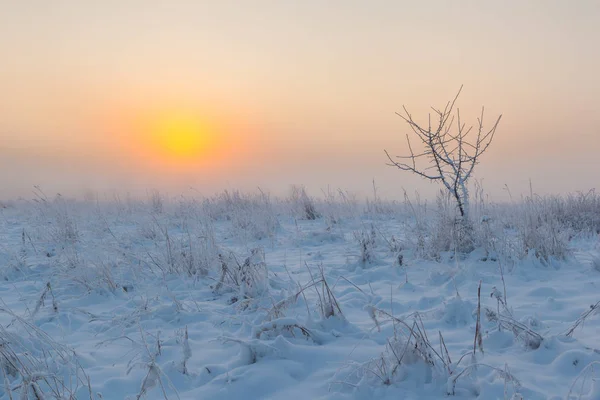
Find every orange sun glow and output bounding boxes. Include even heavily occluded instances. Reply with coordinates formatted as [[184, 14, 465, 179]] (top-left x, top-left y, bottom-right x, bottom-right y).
[[118, 105, 250, 172], [151, 113, 215, 159], [125, 110, 226, 170]]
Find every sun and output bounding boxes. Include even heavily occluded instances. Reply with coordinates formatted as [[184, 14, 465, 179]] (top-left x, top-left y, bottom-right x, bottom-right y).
[[148, 112, 217, 163], [120, 105, 246, 171]]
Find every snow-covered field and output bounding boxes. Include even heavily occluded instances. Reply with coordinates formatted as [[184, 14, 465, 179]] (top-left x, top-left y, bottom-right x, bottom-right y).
[[1, 189, 599, 400]]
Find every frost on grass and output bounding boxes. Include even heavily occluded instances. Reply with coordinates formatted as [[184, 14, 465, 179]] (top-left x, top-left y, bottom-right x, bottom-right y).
[[1, 190, 600, 399], [213, 247, 269, 305], [0, 306, 93, 399]]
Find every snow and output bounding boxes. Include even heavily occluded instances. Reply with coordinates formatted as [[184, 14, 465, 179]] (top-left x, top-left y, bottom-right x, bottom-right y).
[[0, 194, 599, 399]]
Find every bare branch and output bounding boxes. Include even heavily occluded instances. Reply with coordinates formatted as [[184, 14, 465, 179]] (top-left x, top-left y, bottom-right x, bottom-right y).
[[386, 86, 501, 220], [384, 150, 442, 181]]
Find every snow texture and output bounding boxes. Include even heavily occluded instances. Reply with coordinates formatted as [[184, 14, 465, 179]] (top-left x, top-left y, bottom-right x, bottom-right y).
[[0, 192, 599, 400]]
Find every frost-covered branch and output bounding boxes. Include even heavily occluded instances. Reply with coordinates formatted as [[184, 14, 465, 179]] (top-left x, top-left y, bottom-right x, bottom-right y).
[[385, 86, 502, 220]]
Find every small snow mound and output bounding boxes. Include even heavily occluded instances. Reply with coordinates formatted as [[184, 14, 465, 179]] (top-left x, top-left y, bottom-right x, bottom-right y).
[[527, 286, 560, 298], [399, 281, 418, 292], [436, 295, 474, 326], [485, 329, 515, 351], [427, 268, 457, 285], [552, 349, 600, 377]]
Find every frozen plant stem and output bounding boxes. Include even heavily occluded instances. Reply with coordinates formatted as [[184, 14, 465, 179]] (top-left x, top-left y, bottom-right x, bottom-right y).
[[385, 86, 502, 224]]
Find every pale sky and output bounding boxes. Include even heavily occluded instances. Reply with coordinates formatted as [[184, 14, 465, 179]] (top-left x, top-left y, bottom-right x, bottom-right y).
[[1, 0, 599, 201]]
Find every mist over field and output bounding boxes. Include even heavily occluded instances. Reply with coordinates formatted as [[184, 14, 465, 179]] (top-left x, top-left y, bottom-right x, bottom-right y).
[[1, 1, 600, 399], [1, 1, 599, 200]]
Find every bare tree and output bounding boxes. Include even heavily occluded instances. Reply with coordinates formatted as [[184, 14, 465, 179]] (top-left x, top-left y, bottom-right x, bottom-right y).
[[385, 86, 502, 221]]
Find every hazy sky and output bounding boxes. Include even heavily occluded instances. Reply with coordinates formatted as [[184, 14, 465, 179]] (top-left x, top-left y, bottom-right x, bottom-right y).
[[1, 0, 599, 201]]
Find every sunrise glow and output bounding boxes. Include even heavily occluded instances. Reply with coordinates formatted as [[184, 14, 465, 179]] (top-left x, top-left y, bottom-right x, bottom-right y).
[[150, 113, 216, 160], [1, 1, 598, 199]]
